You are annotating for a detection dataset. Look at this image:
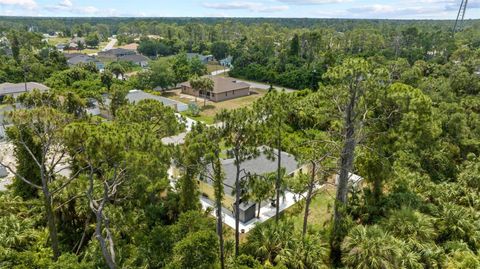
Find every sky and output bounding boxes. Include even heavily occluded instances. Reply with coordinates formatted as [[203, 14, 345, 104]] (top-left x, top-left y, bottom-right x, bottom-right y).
[[0, 0, 479, 19]]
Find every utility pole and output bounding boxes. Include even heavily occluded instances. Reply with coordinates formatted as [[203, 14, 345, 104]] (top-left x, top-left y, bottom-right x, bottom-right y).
[[453, 0, 468, 35]]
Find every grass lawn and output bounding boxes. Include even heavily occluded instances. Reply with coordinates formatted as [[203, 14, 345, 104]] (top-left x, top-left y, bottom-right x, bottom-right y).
[[62, 41, 110, 55], [163, 88, 268, 124], [207, 64, 227, 74], [47, 37, 70, 45], [279, 185, 336, 232]]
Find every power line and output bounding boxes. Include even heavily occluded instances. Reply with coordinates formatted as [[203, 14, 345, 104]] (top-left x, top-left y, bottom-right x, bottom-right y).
[[453, 0, 468, 35]]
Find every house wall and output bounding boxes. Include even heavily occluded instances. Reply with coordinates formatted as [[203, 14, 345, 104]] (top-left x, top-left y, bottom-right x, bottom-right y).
[[182, 86, 250, 102], [181, 86, 198, 97], [212, 87, 250, 102]]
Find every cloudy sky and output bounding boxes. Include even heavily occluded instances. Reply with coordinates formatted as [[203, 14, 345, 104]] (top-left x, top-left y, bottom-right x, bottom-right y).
[[0, 0, 479, 19]]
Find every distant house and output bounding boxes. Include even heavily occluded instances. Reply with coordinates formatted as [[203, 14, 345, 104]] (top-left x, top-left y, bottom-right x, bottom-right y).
[[67, 54, 105, 71], [219, 56, 233, 67], [56, 44, 66, 52], [98, 48, 136, 60], [186, 53, 214, 64], [63, 53, 83, 60], [0, 82, 49, 100], [118, 54, 149, 68], [68, 42, 79, 50], [475, 66, 480, 76], [126, 90, 188, 112], [179, 76, 250, 102]]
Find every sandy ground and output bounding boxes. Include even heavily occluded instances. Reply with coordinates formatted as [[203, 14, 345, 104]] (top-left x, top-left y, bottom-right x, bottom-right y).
[[0, 141, 15, 191]]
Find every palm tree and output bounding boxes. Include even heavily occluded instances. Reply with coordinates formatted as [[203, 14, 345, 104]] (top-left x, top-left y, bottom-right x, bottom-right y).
[[341, 225, 422, 269], [245, 172, 276, 218], [276, 235, 329, 269], [189, 76, 214, 107], [382, 207, 437, 244], [245, 220, 295, 265]]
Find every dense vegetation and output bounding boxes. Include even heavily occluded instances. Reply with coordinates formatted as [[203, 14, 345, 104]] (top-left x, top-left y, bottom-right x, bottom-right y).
[[0, 17, 479, 268]]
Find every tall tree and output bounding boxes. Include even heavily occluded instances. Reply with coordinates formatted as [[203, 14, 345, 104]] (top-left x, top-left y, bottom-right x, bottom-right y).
[[216, 107, 260, 256], [290, 130, 337, 238], [0, 107, 81, 261], [324, 58, 373, 265], [191, 124, 227, 269], [254, 90, 295, 222]]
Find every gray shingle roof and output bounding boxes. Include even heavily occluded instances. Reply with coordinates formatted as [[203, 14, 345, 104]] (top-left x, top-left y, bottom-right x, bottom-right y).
[[126, 90, 187, 109], [0, 82, 49, 96], [203, 148, 300, 196], [118, 54, 149, 63], [99, 48, 135, 57], [67, 54, 99, 65]]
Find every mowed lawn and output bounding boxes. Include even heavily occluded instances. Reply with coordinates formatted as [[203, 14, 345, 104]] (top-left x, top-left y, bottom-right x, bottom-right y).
[[207, 64, 226, 74], [162, 88, 268, 124], [279, 185, 336, 231], [222, 185, 337, 243]]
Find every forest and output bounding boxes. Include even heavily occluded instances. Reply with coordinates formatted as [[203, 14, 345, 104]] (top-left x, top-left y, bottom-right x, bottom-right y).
[[0, 16, 480, 269]]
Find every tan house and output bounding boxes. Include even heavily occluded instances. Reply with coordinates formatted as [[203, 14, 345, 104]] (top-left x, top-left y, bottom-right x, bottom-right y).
[[179, 76, 250, 102]]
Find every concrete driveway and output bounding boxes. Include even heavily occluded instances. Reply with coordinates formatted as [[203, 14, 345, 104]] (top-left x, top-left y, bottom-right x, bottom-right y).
[[102, 38, 117, 52]]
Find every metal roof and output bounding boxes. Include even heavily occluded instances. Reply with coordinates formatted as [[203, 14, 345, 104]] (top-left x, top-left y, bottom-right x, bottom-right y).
[[0, 82, 49, 96]]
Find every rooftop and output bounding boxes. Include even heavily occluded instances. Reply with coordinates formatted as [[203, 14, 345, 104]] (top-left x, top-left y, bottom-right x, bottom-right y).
[[0, 82, 49, 96], [126, 89, 185, 107], [118, 54, 149, 63], [204, 148, 300, 196], [99, 48, 135, 56], [180, 76, 250, 94], [67, 54, 100, 65]]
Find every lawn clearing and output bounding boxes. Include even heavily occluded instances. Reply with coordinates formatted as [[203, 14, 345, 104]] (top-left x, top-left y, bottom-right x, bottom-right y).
[[162, 88, 268, 124], [46, 37, 70, 45], [279, 185, 336, 231], [207, 64, 226, 74]]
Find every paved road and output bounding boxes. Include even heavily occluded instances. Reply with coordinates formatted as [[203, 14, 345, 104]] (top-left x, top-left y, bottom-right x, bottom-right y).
[[102, 38, 117, 51], [211, 68, 230, 76], [210, 69, 295, 92], [233, 78, 295, 93]]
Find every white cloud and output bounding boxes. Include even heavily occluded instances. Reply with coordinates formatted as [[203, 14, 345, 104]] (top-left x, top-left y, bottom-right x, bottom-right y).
[[0, 0, 37, 9], [43, 0, 119, 16], [59, 0, 72, 7], [346, 4, 449, 18], [203, 1, 289, 12], [276, 0, 351, 5]]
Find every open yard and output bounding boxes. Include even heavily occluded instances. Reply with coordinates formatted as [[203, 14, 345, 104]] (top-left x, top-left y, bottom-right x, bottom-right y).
[[162, 88, 268, 124], [207, 64, 226, 74], [278, 185, 336, 231]]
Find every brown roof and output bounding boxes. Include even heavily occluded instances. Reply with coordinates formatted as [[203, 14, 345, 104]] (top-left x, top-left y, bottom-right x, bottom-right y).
[[119, 43, 138, 51], [180, 76, 250, 94]]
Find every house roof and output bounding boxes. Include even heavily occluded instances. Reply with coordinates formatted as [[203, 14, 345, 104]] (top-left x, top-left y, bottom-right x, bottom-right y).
[[204, 148, 300, 196], [67, 54, 101, 65], [180, 76, 250, 94], [126, 90, 185, 107], [118, 54, 149, 63], [0, 82, 49, 96], [64, 53, 84, 59], [99, 48, 135, 57]]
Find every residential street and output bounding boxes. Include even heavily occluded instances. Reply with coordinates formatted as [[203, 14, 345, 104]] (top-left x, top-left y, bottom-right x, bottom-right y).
[[210, 68, 230, 76], [102, 38, 117, 51], [223, 77, 296, 93]]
